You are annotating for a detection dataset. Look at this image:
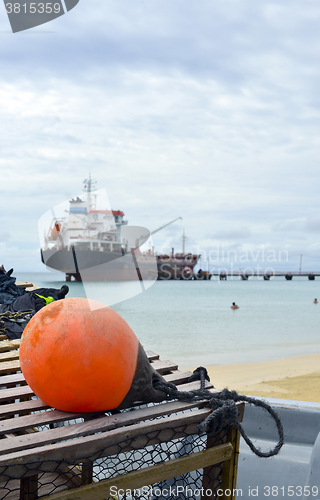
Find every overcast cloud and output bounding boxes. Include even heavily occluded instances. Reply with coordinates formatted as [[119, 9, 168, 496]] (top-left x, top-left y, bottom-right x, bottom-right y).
[[0, 0, 319, 272]]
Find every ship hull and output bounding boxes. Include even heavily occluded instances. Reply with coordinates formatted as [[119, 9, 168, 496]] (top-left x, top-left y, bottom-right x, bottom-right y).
[[41, 248, 158, 282], [41, 248, 200, 281]]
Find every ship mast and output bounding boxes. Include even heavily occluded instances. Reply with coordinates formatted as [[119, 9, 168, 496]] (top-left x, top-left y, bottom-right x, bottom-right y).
[[181, 229, 187, 254], [84, 173, 97, 212]]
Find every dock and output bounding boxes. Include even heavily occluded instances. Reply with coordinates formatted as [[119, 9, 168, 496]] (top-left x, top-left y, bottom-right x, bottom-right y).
[[213, 272, 320, 280]]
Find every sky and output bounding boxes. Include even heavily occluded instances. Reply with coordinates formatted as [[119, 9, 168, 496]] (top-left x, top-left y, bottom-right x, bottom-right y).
[[0, 0, 320, 273]]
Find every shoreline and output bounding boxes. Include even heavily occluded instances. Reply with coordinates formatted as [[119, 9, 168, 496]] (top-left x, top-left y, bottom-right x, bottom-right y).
[[191, 352, 320, 403]]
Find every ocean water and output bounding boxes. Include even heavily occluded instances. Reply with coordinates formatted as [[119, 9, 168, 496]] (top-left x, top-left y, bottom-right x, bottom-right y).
[[15, 272, 320, 370]]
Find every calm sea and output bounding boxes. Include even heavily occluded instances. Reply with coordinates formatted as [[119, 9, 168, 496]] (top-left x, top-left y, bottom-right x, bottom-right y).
[[14, 272, 320, 370]]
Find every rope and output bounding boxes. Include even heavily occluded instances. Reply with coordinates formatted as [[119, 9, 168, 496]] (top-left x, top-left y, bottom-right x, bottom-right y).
[[0, 310, 35, 335], [153, 366, 284, 459]]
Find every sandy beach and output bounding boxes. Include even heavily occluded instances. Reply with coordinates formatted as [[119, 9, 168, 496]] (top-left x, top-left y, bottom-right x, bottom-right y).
[[198, 352, 320, 402]]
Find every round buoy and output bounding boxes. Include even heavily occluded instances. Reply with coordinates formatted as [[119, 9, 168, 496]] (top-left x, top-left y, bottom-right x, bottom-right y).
[[19, 297, 140, 412]]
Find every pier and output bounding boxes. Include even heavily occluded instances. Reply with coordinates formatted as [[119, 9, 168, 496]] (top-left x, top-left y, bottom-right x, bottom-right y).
[[215, 272, 319, 280]]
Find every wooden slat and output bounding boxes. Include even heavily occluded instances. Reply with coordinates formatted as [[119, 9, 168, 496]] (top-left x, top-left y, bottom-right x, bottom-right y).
[[0, 385, 34, 403], [0, 372, 26, 388], [201, 426, 227, 500], [163, 370, 193, 385], [145, 350, 160, 361], [0, 350, 19, 362], [0, 401, 213, 456], [219, 404, 245, 500], [177, 379, 213, 392], [0, 387, 223, 444], [0, 359, 21, 375], [0, 335, 9, 341], [149, 359, 178, 374], [0, 408, 213, 479], [38, 443, 233, 500], [20, 473, 38, 500], [0, 399, 49, 419], [0, 408, 87, 436], [220, 426, 241, 500], [0, 339, 21, 353]]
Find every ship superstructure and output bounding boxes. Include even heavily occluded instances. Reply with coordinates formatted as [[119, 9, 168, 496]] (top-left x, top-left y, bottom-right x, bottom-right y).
[[41, 177, 200, 281]]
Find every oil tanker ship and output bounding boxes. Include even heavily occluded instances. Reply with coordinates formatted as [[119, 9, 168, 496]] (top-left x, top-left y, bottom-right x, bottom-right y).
[[40, 178, 200, 281]]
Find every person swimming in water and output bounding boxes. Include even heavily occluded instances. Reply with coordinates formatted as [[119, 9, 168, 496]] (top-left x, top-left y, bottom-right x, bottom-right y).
[[231, 302, 239, 309], [314, 299, 318, 304]]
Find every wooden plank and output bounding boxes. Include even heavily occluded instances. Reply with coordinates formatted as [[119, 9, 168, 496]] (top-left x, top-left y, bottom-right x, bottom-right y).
[[218, 403, 245, 500], [20, 474, 38, 500], [0, 372, 26, 388], [220, 426, 243, 499], [0, 339, 21, 353], [177, 379, 213, 392], [0, 408, 214, 475], [149, 359, 179, 374], [0, 334, 9, 341], [163, 370, 193, 385], [81, 460, 93, 486], [201, 426, 228, 500], [0, 390, 224, 449], [0, 359, 22, 375], [0, 408, 86, 436], [38, 443, 233, 500], [201, 402, 244, 500], [0, 350, 19, 362], [0, 403, 211, 456], [145, 350, 160, 361], [0, 399, 49, 418], [0, 385, 34, 403], [0, 386, 220, 432]]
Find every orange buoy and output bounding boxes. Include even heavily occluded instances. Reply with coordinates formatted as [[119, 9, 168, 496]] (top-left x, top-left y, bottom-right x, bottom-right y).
[[19, 297, 139, 412]]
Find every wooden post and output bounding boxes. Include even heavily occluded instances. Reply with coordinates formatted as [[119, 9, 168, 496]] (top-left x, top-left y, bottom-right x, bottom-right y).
[[202, 402, 244, 500], [81, 460, 93, 485], [20, 474, 38, 500], [219, 426, 241, 500], [201, 427, 227, 500]]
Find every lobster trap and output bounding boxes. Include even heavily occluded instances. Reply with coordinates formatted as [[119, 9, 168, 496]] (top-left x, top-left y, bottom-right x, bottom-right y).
[[0, 290, 244, 500]]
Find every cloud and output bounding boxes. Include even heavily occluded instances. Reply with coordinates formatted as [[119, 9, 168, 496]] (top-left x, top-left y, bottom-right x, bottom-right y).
[[0, 0, 320, 270], [0, 232, 11, 242], [210, 226, 252, 240], [305, 214, 320, 233]]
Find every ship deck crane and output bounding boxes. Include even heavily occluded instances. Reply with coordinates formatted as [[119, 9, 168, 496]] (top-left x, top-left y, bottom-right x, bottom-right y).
[[150, 217, 182, 236], [134, 217, 182, 249]]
